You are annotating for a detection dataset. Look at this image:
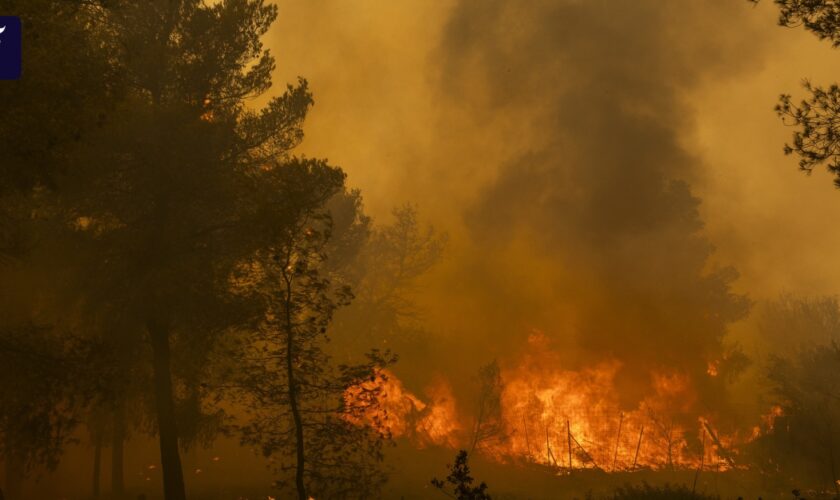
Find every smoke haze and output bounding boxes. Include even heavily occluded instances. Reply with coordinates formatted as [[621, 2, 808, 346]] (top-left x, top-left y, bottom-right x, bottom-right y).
[[14, 0, 840, 496], [260, 0, 840, 401]]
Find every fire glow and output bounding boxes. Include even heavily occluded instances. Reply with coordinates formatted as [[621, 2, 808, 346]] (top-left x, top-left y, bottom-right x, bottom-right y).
[[349, 332, 782, 473]]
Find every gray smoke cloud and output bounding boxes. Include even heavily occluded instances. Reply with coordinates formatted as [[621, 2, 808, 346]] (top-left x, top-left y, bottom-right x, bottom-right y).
[[428, 0, 766, 409]]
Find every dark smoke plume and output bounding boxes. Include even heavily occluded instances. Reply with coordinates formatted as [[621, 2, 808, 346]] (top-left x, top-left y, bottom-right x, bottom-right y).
[[435, 0, 762, 409]]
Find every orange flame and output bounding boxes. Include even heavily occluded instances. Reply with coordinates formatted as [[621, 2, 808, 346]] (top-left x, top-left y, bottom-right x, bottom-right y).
[[348, 333, 780, 472], [346, 370, 461, 447]]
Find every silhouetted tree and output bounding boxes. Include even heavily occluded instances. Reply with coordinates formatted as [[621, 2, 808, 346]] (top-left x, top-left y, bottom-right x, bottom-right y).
[[431, 450, 492, 500], [0, 324, 84, 499], [0, 1, 402, 499], [470, 360, 506, 454], [744, 294, 840, 491], [54, 1, 317, 498], [0, 191, 97, 499], [0, 4, 120, 491], [0, 4, 130, 495], [755, 343, 840, 493], [0, 0, 117, 197], [332, 205, 446, 358], [234, 160, 395, 499], [757, 0, 840, 186]]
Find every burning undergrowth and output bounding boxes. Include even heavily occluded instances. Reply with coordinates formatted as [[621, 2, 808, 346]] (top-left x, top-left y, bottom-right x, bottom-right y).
[[348, 331, 783, 475]]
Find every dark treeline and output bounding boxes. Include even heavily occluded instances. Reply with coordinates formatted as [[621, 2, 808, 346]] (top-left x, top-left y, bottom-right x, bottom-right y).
[[0, 1, 443, 499]]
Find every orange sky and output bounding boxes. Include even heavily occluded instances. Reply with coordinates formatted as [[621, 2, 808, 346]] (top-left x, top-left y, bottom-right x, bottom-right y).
[[258, 1, 840, 363], [261, 1, 840, 300]]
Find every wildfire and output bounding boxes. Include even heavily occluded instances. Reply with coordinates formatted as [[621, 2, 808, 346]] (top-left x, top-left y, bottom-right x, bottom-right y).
[[490, 359, 716, 471], [761, 405, 784, 431], [347, 370, 461, 447], [349, 332, 782, 473], [750, 404, 785, 440], [706, 361, 719, 377]]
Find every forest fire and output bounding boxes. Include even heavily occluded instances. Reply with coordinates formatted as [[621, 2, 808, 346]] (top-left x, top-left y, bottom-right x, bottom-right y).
[[352, 332, 781, 474], [9, 0, 840, 498], [347, 371, 461, 448]]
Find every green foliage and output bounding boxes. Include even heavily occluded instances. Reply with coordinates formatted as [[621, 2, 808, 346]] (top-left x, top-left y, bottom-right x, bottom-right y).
[[431, 450, 492, 500]]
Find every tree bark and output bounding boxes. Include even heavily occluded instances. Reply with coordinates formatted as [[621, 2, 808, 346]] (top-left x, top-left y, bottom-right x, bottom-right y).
[[111, 401, 125, 498], [148, 322, 186, 500], [283, 273, 307, 500]]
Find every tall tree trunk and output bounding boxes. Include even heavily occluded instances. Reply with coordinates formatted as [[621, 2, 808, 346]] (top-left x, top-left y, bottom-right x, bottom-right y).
[[92, 423, 102, 499], [111, 402, 125, 499], [284, 275, 307, 500], [148, 322, 186, 500]]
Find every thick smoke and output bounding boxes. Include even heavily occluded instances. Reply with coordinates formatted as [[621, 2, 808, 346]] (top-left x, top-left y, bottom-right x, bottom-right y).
[[431, 0, 762, 409]]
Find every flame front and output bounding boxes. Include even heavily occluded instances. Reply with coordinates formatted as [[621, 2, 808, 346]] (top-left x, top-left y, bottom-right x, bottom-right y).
[[348, 333, 778, 473], [489, 359, 716, 471]]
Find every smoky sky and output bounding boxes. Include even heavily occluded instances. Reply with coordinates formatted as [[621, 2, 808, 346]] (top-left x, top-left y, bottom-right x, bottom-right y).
[[263, 0, 840, 405], [428, 0, 765, 403]]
